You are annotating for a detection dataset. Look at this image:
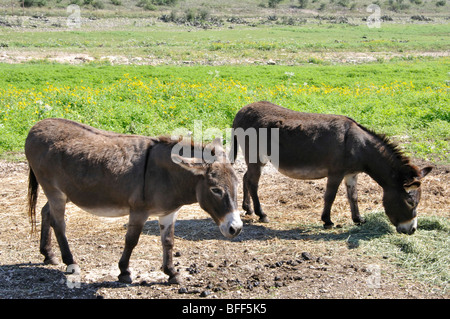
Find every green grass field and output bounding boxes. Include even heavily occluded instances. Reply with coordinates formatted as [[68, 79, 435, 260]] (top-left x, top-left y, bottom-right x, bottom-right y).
[[1, 23, 449, 64], [1, 58, 449, 162]]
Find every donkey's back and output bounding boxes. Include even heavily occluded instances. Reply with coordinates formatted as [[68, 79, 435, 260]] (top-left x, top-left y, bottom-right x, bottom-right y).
[[25, 118, 154, 215], [232, 100, 364, 176]]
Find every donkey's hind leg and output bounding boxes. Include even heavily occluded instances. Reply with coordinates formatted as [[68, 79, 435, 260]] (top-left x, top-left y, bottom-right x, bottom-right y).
[[321, 175, 343, 229], [118, 210, 149, 284], [47, 193, 77, 272], [245, 163, 269, 223], [242, 171, 254, 216], [40, 202, 58, 265]]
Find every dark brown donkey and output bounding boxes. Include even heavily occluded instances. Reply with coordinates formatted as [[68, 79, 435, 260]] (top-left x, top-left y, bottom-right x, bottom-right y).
[[26, 118, 242, 284], [231, 101, 432, 235]]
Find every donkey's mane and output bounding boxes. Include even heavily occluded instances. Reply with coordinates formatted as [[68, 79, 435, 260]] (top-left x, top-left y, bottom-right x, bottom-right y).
[[157, 135, 206, 149], [156, 135, 219, 155], [355, 122, 412, 170]]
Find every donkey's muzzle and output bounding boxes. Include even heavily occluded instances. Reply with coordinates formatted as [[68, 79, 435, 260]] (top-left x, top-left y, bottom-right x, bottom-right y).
[[219, 211, 243, 239], [396, 217, 417, 235]]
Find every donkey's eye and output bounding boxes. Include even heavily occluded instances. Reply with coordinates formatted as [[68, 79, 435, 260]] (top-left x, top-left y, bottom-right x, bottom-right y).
[[211, 187, 224, 197]]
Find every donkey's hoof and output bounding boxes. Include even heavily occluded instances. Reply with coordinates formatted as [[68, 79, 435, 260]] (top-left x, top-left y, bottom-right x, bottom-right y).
[[259, 216, 270, 223], [118, 274, 132, 284], [354, 217, 366, 225], [168, 274, 182, 285], [66, 264, 81, 275], [44, 257, 58, 265], [323, 222, 334, 229]]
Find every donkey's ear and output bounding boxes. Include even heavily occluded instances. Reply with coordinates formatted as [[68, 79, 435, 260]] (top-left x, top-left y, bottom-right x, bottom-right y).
[[420, 166, 433, 178], [171, 154, 206, 176], [205, 137, 229, 164], [208, 137, 225, 155], [211, 137, 223, 149], [214, 137, 232, 160]]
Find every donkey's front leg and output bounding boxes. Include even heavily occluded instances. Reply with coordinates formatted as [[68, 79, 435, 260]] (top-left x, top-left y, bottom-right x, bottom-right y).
[[344, 174, 365, 225], [118, 211, 149, 284], [159, 210, 181, 284]]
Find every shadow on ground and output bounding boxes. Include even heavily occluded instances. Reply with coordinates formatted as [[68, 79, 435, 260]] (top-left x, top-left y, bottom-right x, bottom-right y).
[[142, 211, 394, 249], [0, 262, 174, 299]]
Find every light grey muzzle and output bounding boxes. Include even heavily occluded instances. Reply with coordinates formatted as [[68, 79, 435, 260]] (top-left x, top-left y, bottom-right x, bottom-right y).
[[219, 211, 243, 239], [396, 217, 417, 235]]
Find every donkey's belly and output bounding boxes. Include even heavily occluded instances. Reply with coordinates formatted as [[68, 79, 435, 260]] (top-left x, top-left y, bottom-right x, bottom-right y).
[[278, 167, 328, 180], [78, 205, 130, 217]]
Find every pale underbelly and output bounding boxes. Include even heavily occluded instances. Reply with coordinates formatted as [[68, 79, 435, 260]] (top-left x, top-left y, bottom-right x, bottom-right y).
[[78, 205, 130, 217], [76, 205, 179, 218], [278, 167, 328, 180]]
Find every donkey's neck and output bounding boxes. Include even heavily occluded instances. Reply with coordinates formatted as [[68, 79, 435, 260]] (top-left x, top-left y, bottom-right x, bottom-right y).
[[143, 149, 202, 209], [168, 167, 201, 205], [361, 136, 406, 189]]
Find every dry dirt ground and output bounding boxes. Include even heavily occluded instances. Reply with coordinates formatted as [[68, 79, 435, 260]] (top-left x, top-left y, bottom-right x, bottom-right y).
[[0, 156, 448, 300], [1, 50, 448, 66]]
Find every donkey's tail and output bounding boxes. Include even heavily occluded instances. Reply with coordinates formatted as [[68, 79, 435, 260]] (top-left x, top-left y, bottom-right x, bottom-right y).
[[27, 166, 39, 233]]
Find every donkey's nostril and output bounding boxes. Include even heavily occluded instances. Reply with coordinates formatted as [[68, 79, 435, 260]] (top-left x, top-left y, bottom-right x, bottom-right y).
[[229, 225, 242, 237]]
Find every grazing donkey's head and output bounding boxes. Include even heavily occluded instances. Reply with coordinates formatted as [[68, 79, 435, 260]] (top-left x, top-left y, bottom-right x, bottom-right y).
[[171, 138, 243, 239], [382, 165, 433, 235]]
